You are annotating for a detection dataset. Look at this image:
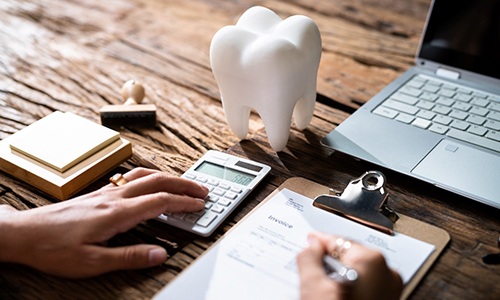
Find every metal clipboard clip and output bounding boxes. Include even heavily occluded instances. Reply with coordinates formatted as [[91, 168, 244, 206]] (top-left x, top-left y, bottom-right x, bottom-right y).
[[313, 171, 399, 235]]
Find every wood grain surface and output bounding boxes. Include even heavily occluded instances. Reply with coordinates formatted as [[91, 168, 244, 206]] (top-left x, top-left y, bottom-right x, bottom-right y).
[[0, 0, 498, 299]]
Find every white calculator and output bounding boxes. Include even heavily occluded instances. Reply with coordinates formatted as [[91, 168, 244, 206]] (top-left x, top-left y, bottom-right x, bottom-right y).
[[156, 150, 271, 236]]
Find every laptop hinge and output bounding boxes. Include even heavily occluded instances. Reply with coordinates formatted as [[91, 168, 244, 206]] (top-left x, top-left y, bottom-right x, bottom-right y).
[[436, 68, 460, 80]]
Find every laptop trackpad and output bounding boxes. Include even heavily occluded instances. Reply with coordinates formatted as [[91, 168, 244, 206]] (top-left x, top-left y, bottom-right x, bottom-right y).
[[412, 140, 500, 207]]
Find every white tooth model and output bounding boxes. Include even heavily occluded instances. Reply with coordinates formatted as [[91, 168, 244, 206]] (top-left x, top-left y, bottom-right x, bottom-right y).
[[210, 6, 322, 151]]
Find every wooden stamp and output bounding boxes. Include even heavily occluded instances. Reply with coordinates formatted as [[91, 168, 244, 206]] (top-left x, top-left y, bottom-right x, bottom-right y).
[[100, 80, 157, 128]]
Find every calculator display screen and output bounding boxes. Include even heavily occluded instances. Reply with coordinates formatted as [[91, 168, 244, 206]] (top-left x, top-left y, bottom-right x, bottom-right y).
[[195, 161, 256, 186]]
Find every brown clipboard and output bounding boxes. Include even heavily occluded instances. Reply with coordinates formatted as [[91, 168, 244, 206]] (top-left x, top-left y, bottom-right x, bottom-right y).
[[274, 176, 450, 300], [156, 175, 450, 300]]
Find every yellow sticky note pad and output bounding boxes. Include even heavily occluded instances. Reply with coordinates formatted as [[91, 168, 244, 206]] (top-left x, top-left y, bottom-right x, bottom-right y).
[[0, 111, 132, 200], [9, 111, 120, 172]]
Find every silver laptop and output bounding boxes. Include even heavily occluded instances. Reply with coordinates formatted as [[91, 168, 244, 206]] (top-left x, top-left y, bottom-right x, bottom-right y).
[[321, 0, 500, 209]]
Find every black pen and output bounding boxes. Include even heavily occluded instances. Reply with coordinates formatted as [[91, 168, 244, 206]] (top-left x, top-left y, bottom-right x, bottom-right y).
[[323, 255, 358, 282]]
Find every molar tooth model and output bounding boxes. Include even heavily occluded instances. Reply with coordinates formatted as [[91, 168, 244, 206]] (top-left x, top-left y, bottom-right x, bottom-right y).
[[210, 6, 322, 151]]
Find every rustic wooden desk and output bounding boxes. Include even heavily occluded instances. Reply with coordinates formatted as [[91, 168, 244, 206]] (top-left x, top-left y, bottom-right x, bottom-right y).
[[0, 0, 498, 299]]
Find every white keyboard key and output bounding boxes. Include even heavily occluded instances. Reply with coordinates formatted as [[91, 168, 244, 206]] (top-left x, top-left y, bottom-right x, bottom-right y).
[[488, 95, 500, 102], [487, 111, 500, 122], [429, 124, 449, 135], [421, 92, 439, 101], [486, 131, 500, 142], [382, 99, 419, 115], [395, 113, 414, 124], [449, 110, 468, 120], [452, 102, 471, 111], [412, 118, 431, 129], [470, 106, 489, 117], [196, 211, 218, 227], [454, 93, 473, 102], [417, 110, 435, 120], [373, 106, 398, 119], [471, 98, 489, 107], [436, 97, 454, 106], [391, 93, 418, 105], [467, 115, 486, 125], [432, 105, 452, 115], [487, 101, 500, 112], [416, 100, 435, 110], [423, 84, 440, 93], [439, 89, 455, 98], [434, 115, 453, 125], [467, 125, 487, 136], [450, 120, 469, 131], [447, 129, 500, 152], [406, 79, 425, 89], [400, 86, 422, 97], [457, 88, 472, 95], [472, 92, 488, 99], [485, 120, 500, 131]]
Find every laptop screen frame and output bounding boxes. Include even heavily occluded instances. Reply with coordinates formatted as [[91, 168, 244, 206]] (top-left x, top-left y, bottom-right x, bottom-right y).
[[416, 0, 500, 80]]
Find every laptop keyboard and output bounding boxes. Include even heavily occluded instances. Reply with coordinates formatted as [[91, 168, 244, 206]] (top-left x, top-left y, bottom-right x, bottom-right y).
[[373, 74, 500, 153]]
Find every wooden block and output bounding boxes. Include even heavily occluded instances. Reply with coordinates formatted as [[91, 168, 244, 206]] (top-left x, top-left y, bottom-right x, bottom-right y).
[[9, 111, 121, 172], [0, 112, 133, 200]]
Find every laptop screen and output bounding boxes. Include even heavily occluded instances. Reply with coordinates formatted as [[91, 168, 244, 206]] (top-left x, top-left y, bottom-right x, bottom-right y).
[[418, 0, 500, 79]]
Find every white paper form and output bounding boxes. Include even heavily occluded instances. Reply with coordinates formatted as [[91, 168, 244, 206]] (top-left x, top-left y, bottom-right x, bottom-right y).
[[204, 188, 435, 300]]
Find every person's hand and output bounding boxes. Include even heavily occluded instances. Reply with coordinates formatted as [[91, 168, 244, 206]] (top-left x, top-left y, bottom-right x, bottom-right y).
[[297, 232, 403, 300], [0, 168, 208, 278]]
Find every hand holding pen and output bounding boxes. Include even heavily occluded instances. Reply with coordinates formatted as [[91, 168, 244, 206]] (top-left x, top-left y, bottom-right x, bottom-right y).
[[296, 232, 402, 300]]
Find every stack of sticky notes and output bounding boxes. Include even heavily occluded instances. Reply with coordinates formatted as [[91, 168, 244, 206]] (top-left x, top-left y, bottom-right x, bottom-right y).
[[0, 111, 132, 200]]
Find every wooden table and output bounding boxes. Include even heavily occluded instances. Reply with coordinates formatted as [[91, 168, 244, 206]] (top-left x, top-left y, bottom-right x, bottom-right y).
[[0, 0, 498, 299]]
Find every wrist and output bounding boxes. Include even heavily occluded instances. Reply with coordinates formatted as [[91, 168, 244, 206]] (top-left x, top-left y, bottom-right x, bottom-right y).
[[0, 207, 27, 264]]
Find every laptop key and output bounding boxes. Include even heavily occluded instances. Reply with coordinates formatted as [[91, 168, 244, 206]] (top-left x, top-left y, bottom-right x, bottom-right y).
[[412, 118, 431, 129], [429, 124, 449, 134], [447, 129, 500, 152], [486, 131, 500, 142], [485, 120, 500, 131], [382, 99, 419, 115], [395, 113, 414, 124], [373, 106, 398, 119]]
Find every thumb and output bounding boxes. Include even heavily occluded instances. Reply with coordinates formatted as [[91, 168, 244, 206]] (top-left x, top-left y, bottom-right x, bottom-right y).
[[84, 244, 168, 275], [297, 234, 326, 280]]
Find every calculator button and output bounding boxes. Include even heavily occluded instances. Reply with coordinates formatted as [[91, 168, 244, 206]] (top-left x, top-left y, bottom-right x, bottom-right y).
[[213, 188, 226, 196], [203, 184, 214, 192], [196, 211, 218, 227], [230, 187, 242, 193], [206, 195, 219, 202], [207, 178, 219, 186], [218, 198, 232, 206], [224, 191, 238, 200], [184, 214, 200, 224], [184, 173, 196, 180], [195, 176, 208, 183], [218, 183, 231, 190], [211, 204, 224, 213]]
